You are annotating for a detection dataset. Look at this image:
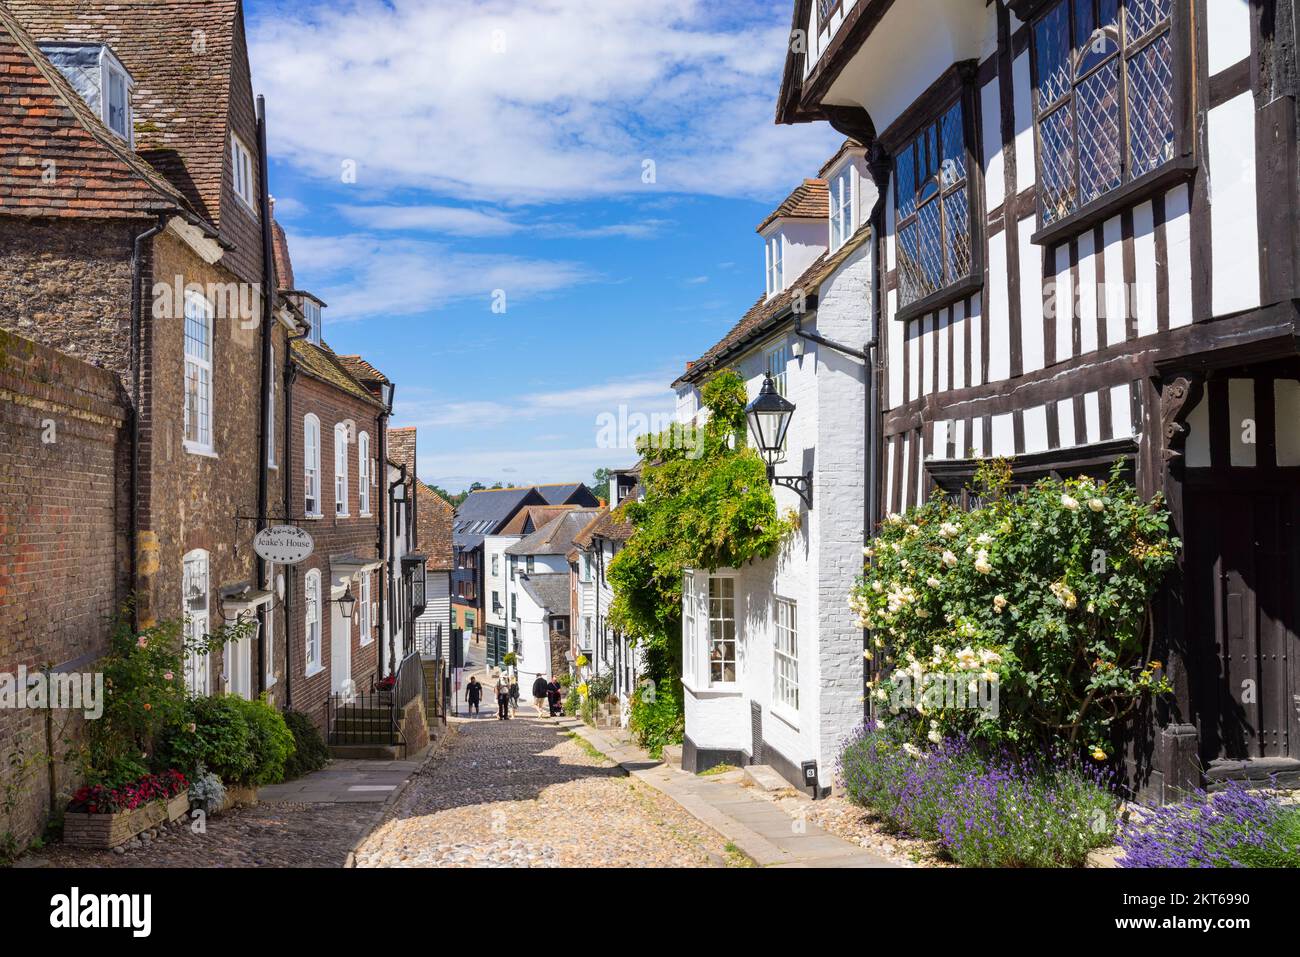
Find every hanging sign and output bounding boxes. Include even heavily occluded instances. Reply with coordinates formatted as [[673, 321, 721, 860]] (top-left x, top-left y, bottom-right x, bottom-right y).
[[253, 525, 315, 565]]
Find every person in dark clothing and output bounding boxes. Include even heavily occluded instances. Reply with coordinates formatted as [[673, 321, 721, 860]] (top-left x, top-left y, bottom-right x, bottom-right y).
[[509, 677, 520, 717], [531, 675, 549, 716], [546, 678, 563, 716], [466, 676, 482, 716]]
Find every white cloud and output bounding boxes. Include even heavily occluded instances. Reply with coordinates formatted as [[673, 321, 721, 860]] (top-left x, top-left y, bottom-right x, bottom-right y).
[[285, 231, 593, 318], [249, 0, 840, 205], [337, 204, 522, 236]]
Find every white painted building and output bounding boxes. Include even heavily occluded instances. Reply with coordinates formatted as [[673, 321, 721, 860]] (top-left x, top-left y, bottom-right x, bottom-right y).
[[674, 165, 877, 793], [570, 504, 641, 712]]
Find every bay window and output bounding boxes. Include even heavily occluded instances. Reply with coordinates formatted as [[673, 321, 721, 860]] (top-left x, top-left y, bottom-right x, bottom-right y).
[[708, 575, 736, 685], [1033, 0, 1177, 227], [895, 96, 975, 311]]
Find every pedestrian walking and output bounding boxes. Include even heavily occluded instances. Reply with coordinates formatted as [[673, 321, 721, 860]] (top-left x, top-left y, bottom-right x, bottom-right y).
[[546, 677, 563, 717], [495, 672, 511, 720], [509, 676, 520, 717], [531, 675, 549, 716], [466, 676, 483, 717]]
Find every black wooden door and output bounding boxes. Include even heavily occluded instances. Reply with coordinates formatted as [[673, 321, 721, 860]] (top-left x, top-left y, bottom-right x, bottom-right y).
[[1185, 487, 1299, 762]]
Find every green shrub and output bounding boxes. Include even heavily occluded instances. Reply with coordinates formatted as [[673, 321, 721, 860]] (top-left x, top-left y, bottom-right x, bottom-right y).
[[282, 711, 329, 779], [229, 696, 294, 785], [628, 684, 683, 758], [160, 695, 294, 786], [587, 673, 614, 702]]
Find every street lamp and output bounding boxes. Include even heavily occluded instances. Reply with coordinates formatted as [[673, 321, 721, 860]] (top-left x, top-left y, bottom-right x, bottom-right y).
[[745, 374, 813, 507], [336, 584, 357, 620]]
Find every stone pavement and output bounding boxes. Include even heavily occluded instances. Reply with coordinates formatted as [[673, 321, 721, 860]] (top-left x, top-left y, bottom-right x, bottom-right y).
[[352, 703, 744, 867], [562, 720, 895, 868], [258, 758, 424, 803]]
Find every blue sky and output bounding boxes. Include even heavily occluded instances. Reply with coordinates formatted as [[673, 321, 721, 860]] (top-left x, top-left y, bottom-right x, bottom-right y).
[[247, 0, 840, 492]]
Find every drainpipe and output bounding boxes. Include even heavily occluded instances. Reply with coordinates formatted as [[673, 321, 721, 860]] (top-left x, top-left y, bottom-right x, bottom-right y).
[[128, 212, 170, 629], [377, 399, 390, 676], [254, 95, 276, 697], [282, 335, 304, 709], [388, 462, 408, 674], [864, 145, 890, 724]]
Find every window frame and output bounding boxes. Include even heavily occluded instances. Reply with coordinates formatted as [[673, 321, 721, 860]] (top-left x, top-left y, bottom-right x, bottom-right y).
[[884, 63, 984, 324], [182, 289, 215, 455], [816, 0, 844, 31], [682, 571, 697, 688], [182, 549, 211, 696], [772, 596, 799, 720], [707, 574, 738, 688], [764, 233, 784, 297], [359, 574, 373, 646], [230, 133, 258, 214], [358, 431, 371, 516], [1028, 0, 1195, 247], [101, 53, 131, 142], [303, 413, 322, 518], [334, 423, 349, 517], [828, 163, 855, 251], [264, 600, 276, 688], [304, 568, 323, 676]]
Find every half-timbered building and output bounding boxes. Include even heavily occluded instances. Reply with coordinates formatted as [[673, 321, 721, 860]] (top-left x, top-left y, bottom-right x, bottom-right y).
[[778, 0, 1300, 798]]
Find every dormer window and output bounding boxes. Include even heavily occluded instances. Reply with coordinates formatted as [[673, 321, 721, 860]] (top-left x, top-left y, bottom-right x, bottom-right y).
[[39, 43, 134, 143], [231, 134, 257, 213], [765, 234, 784, 297], [829, 166, 854, 251], [303, 298, 322, 346]]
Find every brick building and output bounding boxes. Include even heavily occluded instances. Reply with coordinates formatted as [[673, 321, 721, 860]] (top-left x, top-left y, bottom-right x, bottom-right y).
[[273, 223, 390, 728], [0, 1, 288, 703]]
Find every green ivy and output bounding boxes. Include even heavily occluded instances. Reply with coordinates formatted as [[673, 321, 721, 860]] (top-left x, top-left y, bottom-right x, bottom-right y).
[[852, 461, 1178, 757], [607, 369, 799, 685]]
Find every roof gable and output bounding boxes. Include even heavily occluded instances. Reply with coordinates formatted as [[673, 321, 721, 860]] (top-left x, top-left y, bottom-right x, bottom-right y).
[[7, 0, 243, 225], [0, 6, 188, 219], [756, 178, 829, 233]]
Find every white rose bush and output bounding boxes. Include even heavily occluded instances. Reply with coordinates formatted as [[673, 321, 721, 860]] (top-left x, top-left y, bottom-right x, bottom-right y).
[[849, 460, 1178, 757]]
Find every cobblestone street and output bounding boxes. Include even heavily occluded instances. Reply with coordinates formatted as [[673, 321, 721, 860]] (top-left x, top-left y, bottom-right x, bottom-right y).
[[354, 710, 740, 868]]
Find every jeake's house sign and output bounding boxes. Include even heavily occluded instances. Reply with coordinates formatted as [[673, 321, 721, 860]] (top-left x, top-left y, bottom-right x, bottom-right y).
[[252, 525, 315, 565]]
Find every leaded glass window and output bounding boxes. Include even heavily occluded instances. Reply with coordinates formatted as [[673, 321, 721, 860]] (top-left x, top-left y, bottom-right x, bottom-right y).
[[895, 99, 972, 308], [1033, 0, 1175, 226]]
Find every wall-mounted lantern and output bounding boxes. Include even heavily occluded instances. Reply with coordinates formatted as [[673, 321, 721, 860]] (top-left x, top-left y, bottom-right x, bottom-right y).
[[745, 374, 813, 508]]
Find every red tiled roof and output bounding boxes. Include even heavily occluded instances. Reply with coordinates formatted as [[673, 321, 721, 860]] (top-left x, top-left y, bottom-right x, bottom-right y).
[[337, 354, 391, 387], [388, 426, 417, 478], [7, 0, 243, 226], [0, 5, 189, 219], [416, 482, 454, 572], [498, 504, 576, 537], [271, 218, 295, 290], [755, 178, 828, 233]]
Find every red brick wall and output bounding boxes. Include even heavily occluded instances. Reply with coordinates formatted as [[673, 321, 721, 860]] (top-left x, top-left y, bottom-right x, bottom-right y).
[[0, 329, 127, 849], [284, 367, 385, 728]]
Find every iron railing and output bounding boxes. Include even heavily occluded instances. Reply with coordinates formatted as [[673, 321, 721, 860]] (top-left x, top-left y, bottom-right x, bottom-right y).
[[325, 690, 401, 748]]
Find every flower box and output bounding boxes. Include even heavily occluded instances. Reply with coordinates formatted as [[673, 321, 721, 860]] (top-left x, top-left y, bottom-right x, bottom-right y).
[[63, 799, 167, 850], [166, 791, 190, 823]]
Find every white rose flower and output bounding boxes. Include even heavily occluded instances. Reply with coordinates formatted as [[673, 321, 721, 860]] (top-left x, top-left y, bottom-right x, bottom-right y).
[[886, 513, 903, 525], [974, 550, 993, 574], [927, 576, 941, 588], [1088, 498, 1104, 512], [939, 521, 960, 538], [942, 550, 958, 568], [927, 728, 943, 744], [976, 533, 994, 545], [955, 646, 979, 670], [872, 580, 885, 594], [1061, 494, 1080, 511], [863, 545, 875, 557]]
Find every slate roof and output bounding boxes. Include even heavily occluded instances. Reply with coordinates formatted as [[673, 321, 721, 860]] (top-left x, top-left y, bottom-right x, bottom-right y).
[[674, 220, 874, 387], [416, 481, 454, 573], [290, 338, 385, 410], [506, 509, 601, 557], [453, 487, 547, 548], [8, 0, 245, 227], [0, 5, 193, 220], [755, 178, 829, 233], [518, 573, 571, 617], [533, 483, 600, 506]]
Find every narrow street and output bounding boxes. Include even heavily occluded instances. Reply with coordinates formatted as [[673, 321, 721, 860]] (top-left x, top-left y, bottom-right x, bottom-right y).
[[353, 706, 740, 868]]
